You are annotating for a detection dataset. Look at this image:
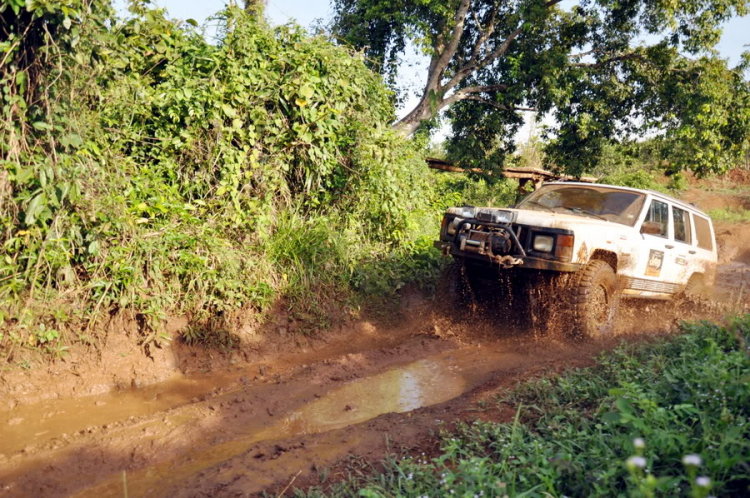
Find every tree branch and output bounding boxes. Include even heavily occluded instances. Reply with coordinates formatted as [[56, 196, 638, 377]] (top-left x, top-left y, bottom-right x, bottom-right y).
[[446, 0, 565, 93], [442, 9, 497, 92], [426, 0, 472, 91], [458, 84, 509, 95]]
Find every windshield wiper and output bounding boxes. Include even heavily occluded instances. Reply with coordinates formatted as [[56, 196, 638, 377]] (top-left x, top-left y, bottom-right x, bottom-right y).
[[560, 206, 607, 221], [524, 200, 554, 213]]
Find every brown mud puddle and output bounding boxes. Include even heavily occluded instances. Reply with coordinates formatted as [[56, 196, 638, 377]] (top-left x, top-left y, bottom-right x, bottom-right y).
[[75, 347, 519, 497], [3, 328, 562, 498], [0, 370, 241, 455]]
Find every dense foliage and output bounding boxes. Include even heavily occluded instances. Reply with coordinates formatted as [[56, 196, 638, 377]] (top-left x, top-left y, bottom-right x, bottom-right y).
[[0, 1, 447, 355], [332, 0, 750, 176], [304, 316, 750, 497]]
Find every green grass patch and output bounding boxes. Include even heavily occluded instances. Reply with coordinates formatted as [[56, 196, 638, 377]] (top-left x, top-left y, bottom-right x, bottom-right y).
[[707, 208, 750, 223], [301, 316, 750, 497]]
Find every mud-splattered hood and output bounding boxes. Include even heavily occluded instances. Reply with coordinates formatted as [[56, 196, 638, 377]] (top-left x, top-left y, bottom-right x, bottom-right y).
[[468, 206, 631, 231], [505, 208, 627, 231]]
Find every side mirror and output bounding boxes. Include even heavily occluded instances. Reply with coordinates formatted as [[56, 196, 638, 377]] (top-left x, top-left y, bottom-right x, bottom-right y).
[[641, 221, 664, 235]]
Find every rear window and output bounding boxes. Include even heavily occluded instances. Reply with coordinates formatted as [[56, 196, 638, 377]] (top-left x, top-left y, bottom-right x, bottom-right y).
[[673, 206, 691, 244], [693, 214, 713, 251]]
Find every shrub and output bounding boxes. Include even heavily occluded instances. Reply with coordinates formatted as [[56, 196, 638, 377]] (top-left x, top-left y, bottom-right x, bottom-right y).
[[0, 2, 437, 353]]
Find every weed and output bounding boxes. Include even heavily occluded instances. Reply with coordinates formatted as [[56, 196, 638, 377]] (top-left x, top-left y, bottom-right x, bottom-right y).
[[0, 3, 441, 355], [707, 208, 750, 223]]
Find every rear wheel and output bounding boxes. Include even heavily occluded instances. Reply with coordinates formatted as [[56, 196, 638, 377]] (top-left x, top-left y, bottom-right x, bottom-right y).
[[682, 274, 706, 299], [571, 260, 620, 338]]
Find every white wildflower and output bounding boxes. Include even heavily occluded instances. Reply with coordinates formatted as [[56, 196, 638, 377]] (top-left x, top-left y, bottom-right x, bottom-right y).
[[682, 454, 703, 467], [696, 476, 711, 488], [626, 456, 647, 469], [633, 438, 645, 449]]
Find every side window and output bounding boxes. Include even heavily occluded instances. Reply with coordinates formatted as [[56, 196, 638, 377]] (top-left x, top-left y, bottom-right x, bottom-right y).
[[641, 200, 669, 237], [673, 206, 691, 244], [693, 214, 714, 251]]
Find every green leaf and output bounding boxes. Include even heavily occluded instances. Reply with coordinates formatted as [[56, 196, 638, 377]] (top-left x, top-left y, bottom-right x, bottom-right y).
[[63, 17, 72, 30], [32, 122, 52, 131], [221, 104, 237, 118], [299, 85, 314, 99], [24, 193, 46, 226], [87, 240, 100, 255], [186, 18, 199, 27]]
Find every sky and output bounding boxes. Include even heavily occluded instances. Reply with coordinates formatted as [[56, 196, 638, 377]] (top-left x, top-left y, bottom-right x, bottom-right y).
[[116, 0, 749, 141], [144, 0, 749, 64]]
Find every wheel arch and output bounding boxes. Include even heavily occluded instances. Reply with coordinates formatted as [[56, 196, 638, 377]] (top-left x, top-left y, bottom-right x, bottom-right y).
[[590, 249, 618, 273]]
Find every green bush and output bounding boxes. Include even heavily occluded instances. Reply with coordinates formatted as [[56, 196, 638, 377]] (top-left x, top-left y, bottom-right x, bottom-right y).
[[306, 316, 750, 497], [0, 2, 438, 353]]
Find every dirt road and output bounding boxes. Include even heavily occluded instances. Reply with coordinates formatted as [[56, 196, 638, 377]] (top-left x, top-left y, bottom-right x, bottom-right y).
[[0, 298, 731, 498]]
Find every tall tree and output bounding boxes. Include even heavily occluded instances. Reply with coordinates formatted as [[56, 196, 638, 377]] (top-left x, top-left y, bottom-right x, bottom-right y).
[[332, 0, 750, 175]]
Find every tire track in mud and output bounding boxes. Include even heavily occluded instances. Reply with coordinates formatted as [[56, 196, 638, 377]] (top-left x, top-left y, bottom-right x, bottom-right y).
[[0, 312, 630, 498]]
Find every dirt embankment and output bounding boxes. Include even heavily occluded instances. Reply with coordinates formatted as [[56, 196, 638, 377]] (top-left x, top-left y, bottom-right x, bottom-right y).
[[0, 178, 748, 497]]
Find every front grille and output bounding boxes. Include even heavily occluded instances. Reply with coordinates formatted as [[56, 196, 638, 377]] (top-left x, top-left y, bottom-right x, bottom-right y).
[[476, 210, 494, 222]]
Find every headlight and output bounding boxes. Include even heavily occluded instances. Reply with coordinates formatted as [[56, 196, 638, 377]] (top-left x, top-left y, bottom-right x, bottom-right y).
[[446, 207, 475, 218], [447, 217, 463, 235], [493, 210, 515, 224], [533, 235, 554, 253]]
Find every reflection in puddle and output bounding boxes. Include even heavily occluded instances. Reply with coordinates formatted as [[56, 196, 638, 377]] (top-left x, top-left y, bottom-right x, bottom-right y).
[[274, 358, 464, 438], [75, 347, 517, 497]]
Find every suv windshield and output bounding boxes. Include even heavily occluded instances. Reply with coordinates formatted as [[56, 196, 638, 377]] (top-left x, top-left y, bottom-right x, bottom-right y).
[[517, 185, 646, 226]]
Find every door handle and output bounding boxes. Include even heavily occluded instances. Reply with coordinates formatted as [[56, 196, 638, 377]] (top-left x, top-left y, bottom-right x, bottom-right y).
[[665, 244, 674, 249], [689, 250, 696, 254]]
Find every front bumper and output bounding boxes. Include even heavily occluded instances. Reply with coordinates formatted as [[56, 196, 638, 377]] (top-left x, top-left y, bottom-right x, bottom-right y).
[[433, 241, 582, 273]]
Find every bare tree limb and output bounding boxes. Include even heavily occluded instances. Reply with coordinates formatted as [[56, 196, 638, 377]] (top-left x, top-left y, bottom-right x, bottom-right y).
[[442, 9, 497, 92], [427, 0, 472, 90]]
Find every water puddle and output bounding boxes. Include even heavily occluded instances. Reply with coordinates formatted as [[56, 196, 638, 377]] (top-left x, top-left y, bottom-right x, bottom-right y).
[[0, 370, 241, 455], [76, 347, 522, 497]]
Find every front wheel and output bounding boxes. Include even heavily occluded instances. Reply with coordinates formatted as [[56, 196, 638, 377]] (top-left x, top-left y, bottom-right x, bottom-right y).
[[570, 260, 620, 339]]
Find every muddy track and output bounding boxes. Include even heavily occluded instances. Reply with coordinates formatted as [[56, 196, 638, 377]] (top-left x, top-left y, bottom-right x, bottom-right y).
[[0, 300, 666, 498]]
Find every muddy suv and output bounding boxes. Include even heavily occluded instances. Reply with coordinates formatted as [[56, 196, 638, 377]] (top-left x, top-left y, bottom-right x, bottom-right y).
[[434, 182, 718, 337]]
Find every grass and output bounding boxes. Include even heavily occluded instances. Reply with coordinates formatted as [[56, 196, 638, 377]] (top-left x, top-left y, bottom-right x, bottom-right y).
[[298, 316, 750, 497], [707, 208, 750, 223]]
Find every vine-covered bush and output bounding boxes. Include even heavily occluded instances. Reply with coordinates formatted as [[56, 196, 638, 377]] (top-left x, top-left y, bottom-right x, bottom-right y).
[[0, 1, 437, 354]]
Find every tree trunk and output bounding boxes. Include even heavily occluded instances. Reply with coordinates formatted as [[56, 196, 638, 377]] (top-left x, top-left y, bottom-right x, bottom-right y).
[[394, 98, 438, 136], [244, 0, 266, 17]]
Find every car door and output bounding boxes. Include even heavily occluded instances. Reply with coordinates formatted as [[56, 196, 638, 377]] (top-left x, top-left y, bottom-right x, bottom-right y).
[[635, 198, 679, 293], [670, 205, 694, 286], [689, 212, 718, 286]]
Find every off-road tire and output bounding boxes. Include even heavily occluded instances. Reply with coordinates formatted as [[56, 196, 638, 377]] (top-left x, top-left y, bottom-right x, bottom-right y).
[[674, 274, 708, 313], [571, 260, 620, 339], [682, 274, 706, 299], [436, 259, 474, 309]]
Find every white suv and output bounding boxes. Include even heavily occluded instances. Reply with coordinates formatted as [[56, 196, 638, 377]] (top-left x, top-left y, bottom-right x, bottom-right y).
[[435, 182, 718, 337]]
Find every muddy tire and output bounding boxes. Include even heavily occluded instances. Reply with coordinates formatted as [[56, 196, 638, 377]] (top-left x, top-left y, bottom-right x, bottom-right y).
[[674, 274, 709, 314], [436, 260, 474, 310], [682, 274, 706, 299], [571, 260, 620, 339]]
